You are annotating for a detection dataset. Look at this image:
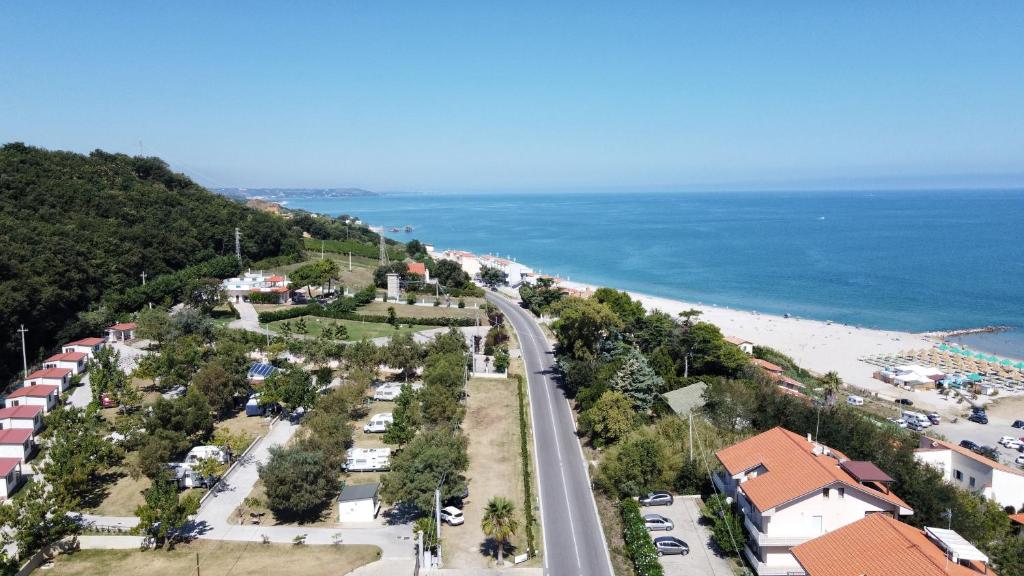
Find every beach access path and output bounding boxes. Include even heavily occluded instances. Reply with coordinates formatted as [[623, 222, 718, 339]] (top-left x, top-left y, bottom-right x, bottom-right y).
[[485, 291, 614, 576]]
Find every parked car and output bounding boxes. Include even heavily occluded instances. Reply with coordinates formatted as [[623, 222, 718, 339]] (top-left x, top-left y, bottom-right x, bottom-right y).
[[959, 439, 979, 451], [1012, 420, 1024, 429], [976, 445, 1000, 460], [100, 392, 118, 409], [653, 536, 689, 556], [846, 395, 864, 406], [895, 398, 914, 406], [643, 514, 675, 531], [927, 413, 941, 425], [890, 418, 907, 428], [639, 491, 674, 507], [1015, 454, 1024, 465], [967, 413, 989, 425], [999, 436, 1022, 449], [907, 421, 926, 432], [440, 506, 464, 526]]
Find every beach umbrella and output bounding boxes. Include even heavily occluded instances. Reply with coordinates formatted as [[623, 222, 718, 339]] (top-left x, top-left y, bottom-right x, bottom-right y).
[[1000, 358, 1013, 366], [986, 355, 998, 362], [974, 352, 986, 359], [939, 344, 951, 352], [1016, 361, 1024, 369]]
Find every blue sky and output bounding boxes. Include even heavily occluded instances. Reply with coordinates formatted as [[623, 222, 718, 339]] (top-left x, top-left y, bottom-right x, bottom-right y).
[[2, 2, 1022, 191]]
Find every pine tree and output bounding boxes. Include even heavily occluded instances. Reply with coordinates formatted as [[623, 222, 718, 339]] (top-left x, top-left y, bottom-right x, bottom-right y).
[[610, 347, 661, 412], [384, 383, 419, 447]]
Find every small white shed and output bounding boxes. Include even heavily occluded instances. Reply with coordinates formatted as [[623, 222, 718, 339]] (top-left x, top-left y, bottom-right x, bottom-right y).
[[338, 483, 380, 523]]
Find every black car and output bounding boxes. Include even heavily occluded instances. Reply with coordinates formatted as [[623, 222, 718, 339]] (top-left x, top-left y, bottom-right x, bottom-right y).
[[959, 439, 979, 451], [653, 536, 689, 556], [895, 398, 914, 406], [967, 413, 989, 425], [1012, 420, 1024, 429], [639, 491, 674, 507]]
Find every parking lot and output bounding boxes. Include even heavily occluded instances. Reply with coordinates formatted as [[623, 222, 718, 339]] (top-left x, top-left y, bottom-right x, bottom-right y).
[[642, 495, 734, 576]]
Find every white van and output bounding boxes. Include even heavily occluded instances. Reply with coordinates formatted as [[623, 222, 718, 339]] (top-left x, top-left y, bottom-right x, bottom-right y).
[[363, 413, 394, 433], [184, 445, 229, 466], [901, 411, 930, 427], [847, 395, 864, 406]]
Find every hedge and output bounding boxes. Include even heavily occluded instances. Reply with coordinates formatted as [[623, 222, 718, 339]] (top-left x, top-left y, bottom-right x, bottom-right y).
[[256, 303, 476, 328], [248, 291, 286, 304], [515, 374, 537, 556], [621, 498, 664, 576]]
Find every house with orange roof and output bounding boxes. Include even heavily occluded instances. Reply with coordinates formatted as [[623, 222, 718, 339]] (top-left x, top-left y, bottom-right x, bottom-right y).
[[42, 351, 88, 375], [23, 367, 73, 393], [726, 336, 755, 355], [0, 405, 45, 434], [791, 513, 994, 576], [406, 261, 430, 283], [106, 322, 137, 342], [915, 436, 1024, 510], [221, 270, 290, 303], [4, 384, 59, 414], [62, 336, 105, 357], [0, 429, 35, 463], [714, 427, 913, 575], [751, 358, 785, 375], [0, 458, 24, 499]]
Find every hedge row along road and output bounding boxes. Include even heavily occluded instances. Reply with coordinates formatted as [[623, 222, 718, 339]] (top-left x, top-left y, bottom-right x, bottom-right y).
[[485, 292, 614, 576]]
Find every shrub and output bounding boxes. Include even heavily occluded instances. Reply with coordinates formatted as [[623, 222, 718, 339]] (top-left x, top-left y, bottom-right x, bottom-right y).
[[258, 446, 335, 522], [515, 375, 537, 555], [249, 292, 285, 305], [620, 498, 664, 576]]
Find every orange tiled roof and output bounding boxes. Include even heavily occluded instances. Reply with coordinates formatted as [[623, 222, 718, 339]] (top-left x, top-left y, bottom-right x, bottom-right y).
[[25, 368, 71, 380], [1010, 513, 1024, 526], [715, 427, 911, 513], [407, 262, 427, 275], [918, 437, 1024, 478], [792, 513, 990, 576], [725, 336, 751, 346], [751, 358, 784, 373]]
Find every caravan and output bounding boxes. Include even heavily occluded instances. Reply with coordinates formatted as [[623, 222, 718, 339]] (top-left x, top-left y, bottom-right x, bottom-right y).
[[344, 448, 391, 472], [901, 411, 930, 428], [184, 445, 229, 466], [363, 413, 394, 433]]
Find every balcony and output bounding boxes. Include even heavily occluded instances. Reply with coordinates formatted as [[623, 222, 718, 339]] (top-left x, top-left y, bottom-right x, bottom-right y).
[[743, 545, 807, 576], [743, 515, 819, 548], [713, 470, 736, 495]]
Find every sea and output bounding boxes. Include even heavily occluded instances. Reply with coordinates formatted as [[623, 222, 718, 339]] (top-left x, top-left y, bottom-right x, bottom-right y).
[[283, 190, 1024, 358]]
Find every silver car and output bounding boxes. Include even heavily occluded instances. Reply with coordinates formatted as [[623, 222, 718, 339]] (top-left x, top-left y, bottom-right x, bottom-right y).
[[654, 536, 689, 556], [643, 513, 674, 531]]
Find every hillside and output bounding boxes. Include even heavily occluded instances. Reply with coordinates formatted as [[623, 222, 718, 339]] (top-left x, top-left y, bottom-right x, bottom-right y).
[[0, 143, 303, 384]]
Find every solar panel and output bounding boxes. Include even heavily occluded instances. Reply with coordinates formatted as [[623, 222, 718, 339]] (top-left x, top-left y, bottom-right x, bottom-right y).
[[248, 363, 278, 378]]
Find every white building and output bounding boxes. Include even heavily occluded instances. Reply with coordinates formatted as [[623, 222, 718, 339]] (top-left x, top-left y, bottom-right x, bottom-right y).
[[0, 429, 34, 463], [42, 352, 87, 375], [435, 250, 483, 278], [106, 322, 137, 342], [338, 483, 381, 522], [4, 385, 59, 414], [0, 405, 45, 435], [344, 448, 391, 472], [725, 336, 755, 355], [24, 367, 72, 393], [221, 270, 290, 303], [915, 436, 1024, 510], [62, 337, 105, 357], [0, 458, 24, 500], [714, 427, 913, 576], [478, 254, 534, 287]]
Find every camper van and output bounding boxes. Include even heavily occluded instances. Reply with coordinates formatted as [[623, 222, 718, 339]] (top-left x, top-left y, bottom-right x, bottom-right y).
[[184, 445, 229, 466], [846, 395, 864, 406], [372, 385, 402, 401], [901, 411, 930, 428], [363, 413, 394, 433], [167, 464, 216, 489], [344, 448, 391, 472]]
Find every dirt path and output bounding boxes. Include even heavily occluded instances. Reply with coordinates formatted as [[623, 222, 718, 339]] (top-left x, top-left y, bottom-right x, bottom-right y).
[[444, 376, 526, 568]]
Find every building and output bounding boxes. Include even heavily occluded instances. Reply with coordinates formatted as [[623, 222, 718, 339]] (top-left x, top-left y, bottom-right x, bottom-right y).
[[221, 270, 290, 303], [42, 352, 87, 375], [726, 336, 755, 355], [106, 322, 137, 342], [478, 254, 533, 286], [62, 337, 105, 357], [916, 437, 1024, 510], [714, 427, 913, 575], [791, 513, 993, 576], [4, 385, 59, 414], [406, 261, 430, 283], [338, 483, 381, 522], [0, 429, 35, 463], [435, 250, 483, 278], [0, 405, 45, 434], [661, 382, 707, 416], [751, 358, 785, 376], [0, 458, 24, 500], [24, 367, 72, 393]]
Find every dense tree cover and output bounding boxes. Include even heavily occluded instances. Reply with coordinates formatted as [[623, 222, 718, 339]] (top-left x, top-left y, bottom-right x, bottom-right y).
[[289, 211, 391, 246], [290, 259, 340, 296], [479, 265, 508, 288], [136, 389, 215, 479], [384, 383, 420, 447], [0, 143, 302, 385], [135, 477, 200, 548], [381, 430, 469, 515], [518, 277, 565, 315], [579, 390, 637, 447], [42, 406, 121, 507], [259, 367, 318, 412], [0, 482, 78, 561], [259, 446, 335, 522]]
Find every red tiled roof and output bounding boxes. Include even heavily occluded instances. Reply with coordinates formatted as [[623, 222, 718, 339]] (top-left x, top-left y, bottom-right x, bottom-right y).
[[0, 429, 33, 445], [725, 336, 751, 346], [792, 513, 990, 576], [0, 405, 43, 419], [64, 337, 104, 347], [407, 262, 427, 275], [108, 322, 137, 331], [45, 352, 86, 363], [0, 457, 21, 476], [777, 375, 807, 389], [25, 368, 71, 380], [1010, 513, 1024, 526], [267, 275, 285, 282], [917, 437, 1024, 477], [6, 385, 58, 399], [751, 358, 784, 373], [715, 427, 910, 513]]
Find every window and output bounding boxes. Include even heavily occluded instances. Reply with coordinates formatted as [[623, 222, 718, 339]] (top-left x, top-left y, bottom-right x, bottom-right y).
[[838, 487, 845, 499], [822, 488, 829, 498], [954, 470, 963, 481], [969, 476, 976, 488]]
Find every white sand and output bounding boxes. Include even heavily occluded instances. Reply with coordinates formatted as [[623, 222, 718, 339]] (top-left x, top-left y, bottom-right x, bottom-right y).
[[556, 280, 938, 404]]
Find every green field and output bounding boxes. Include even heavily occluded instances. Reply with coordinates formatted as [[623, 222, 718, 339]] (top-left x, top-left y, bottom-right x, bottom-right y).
[[268, 315, 431, 340]]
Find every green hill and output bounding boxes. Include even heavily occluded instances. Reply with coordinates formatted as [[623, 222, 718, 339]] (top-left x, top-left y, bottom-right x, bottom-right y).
[[0, 143, 303, 384]]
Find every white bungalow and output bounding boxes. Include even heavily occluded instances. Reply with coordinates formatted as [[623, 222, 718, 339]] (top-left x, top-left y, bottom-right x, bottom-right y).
[[0, 458, 24, 500], [24, 367, 72, 393], [42, 352, 87, 375], [5, 385, 59, 414], [0, 405, 45, 434], [62, 337, 105, 357]]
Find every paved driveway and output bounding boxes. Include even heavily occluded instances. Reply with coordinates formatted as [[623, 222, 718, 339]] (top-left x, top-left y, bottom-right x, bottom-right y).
[[643, 496, 733, 576]]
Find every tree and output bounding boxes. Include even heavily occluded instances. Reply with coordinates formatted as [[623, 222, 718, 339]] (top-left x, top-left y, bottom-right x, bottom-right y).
[[42, 407, 120, 505], [260, 368, 317, 413], [432, 259, 472, 290], [291, 260, 339, 296], [481, 497, 520, 565], [88, 346, 128, 406], [634, 311, 678, 354], [702, 494, 744, 556], [136, 307, 172, 345], [990, 537, 1024, 575], [610, 347, 661, 413], [385, 333, 422, 381], [593, 288, 645, 329], [580, 390, 636, 446], [677, 308, 703, 328], [0, 481, 78, 557], [668, 322, 748, 378], [345, 338, 379, 372], [387, 306, 398, 328], [406, 239, 426, 259], [383, 383, 420, 447], [373, 262, 409, 288], [192, 360, 245, 417], [258, 446, 334, 522], [597, 434, 670, 497], [136, 476, 199, 548], [702, 378, 757, 431], [381, 431, 468, 514], [184, 277, 225, 313], [479, 266, 509, 289], [518, 277, 565, 315], [819, 371, 843, 406], [552, 297, 622, 361]]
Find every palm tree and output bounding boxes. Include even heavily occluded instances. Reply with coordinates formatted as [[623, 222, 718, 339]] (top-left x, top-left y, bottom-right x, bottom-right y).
[[819, 371, 843, 405], [481, 496, 519, 566]]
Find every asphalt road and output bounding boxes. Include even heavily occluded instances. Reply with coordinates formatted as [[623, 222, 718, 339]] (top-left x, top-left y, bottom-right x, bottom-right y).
[[486, 292, 614, 576]]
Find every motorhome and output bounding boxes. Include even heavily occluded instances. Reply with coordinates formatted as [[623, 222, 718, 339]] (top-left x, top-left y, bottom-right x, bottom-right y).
[[344, 447, 391, 472], [167, 464, 216, 489], [184, 445, 229, 466], [363, 413, 394, 433], [372, 382, 422, 401], [846, 394, 864, 406], [901, 411, 930, 427]]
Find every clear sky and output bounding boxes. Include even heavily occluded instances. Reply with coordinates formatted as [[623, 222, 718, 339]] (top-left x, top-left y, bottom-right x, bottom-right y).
[[2, 2, 1022, 191]]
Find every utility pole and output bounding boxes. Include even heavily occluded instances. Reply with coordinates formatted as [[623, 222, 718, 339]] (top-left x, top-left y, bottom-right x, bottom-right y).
[[235, 227, 242, 263], [17, 325, 29, 380], [321, 241, 325, 261], [688, 413, 694, 461], [348, 252, 352, 271], [435, 488, 442, 568]]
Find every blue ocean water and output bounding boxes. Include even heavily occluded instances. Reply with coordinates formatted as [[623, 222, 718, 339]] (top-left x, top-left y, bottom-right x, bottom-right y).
[[285, 190, 1024, 356]]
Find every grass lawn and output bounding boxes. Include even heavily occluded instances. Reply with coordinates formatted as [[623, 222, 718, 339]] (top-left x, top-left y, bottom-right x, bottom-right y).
[[215, 410, 271, 442], [352, 400, 395, 450], [85, 467, 150, 517], [358, 301, 485, 322], [40, 540, 381, 576], [268, 316, 431, 341]]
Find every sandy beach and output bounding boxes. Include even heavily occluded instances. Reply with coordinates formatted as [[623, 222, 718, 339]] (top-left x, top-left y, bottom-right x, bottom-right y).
[[555, 280, 937, 403]]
